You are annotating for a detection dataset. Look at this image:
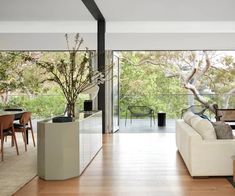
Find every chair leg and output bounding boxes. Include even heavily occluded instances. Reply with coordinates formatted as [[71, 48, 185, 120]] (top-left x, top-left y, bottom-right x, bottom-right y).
[[1, 131, 4, 161], [22, 128, 27, 151], [12, 128, 19, 155], [26, 129, 29, 144], [30, 129, 36, 147], [125, 110, 128, 126], [11, 135, 14, 147], [21, 132, 24, 143], [29, 120, 36, 147]]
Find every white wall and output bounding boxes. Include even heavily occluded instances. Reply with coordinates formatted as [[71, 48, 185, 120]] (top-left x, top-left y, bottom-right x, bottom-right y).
[[0, 33, 97, 51], [106, 33, 235, 50], [1, 21, 235, 51], [105, 22, 235, 50], [0, 21, 97, 50]]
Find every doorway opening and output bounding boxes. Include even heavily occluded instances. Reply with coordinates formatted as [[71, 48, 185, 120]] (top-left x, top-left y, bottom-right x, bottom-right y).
[[112, 51, 235, 133]]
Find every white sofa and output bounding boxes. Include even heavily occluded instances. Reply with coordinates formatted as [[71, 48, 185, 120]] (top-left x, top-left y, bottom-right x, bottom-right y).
[[176, 118, 235, 177]]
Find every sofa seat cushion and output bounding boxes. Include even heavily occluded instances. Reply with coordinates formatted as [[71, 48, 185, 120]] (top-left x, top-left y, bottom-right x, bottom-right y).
[[183, 111, 195, 125], [190, 115, 217, 140], [212, 121, 233, 139]]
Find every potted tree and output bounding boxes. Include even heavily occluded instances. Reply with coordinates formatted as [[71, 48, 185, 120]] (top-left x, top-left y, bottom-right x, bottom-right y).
[[25, 33, 106, 120]]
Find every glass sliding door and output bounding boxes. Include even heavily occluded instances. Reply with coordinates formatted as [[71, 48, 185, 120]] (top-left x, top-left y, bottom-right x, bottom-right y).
[[112, 53, 120, 132]]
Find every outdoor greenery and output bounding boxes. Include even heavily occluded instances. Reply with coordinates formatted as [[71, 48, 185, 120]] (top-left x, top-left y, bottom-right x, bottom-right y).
[[0, 51, 90, 118], [120, 52, 187, 118], [1, 89, 89, 119], [0, 52, 44, 104], [119, 51, 235, 118], [0, 50, 234, 119], [24, 34, 105, 117], [5, 94, 65, 118]]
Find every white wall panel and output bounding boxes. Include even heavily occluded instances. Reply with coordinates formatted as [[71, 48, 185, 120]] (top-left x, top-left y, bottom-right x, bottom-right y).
[[106, 33, 235, 50], [0, 33, 97, 50]]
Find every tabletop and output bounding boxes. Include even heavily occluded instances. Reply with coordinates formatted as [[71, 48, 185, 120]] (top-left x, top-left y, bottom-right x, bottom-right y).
[[0, 111, 24, 116], [0, 111, 25, 120]]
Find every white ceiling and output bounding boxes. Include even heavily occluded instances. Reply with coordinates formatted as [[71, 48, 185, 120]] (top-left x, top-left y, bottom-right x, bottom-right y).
[[0, 0, 94, 21], [0, 0, 97, 50], [2, 0, 235, 22], [95, 0, 235, 21], [96, 0, 235, 50], [1, 0, 235, 50]]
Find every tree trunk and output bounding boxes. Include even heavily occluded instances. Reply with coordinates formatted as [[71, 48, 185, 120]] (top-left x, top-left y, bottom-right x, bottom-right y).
[[224, 87, 235, 108], [183, 51, 217, 114], [67, 102, 75, 118]]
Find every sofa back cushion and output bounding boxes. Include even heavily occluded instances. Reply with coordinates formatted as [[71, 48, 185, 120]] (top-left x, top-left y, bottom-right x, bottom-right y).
[[183, 111, 195, 125], [212, 121, 233, 139], [190, 115, 217, 140], [189, 115, 200, 126]]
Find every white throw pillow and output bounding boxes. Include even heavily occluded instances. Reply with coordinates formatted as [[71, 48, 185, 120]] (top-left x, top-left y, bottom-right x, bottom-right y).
[[183, 111, 195, 125], [191, 115, 217, 140]]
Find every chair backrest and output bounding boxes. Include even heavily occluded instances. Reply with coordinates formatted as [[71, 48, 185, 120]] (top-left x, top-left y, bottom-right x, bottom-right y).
[[20, 112, 32, 125], [215, 109, 235, 122], [128, 106, 152, 115], [0, 115, 14, 130]]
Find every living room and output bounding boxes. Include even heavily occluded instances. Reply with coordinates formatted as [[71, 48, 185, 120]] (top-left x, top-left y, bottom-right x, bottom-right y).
[[0, 0, 235, 195]]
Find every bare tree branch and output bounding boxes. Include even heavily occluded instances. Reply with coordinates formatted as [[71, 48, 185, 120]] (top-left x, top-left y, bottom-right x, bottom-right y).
[[224, 87, 235, 108]]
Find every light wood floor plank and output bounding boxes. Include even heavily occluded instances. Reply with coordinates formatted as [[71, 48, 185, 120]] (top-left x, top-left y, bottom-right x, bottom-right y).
[[14, 133, 235, 196]]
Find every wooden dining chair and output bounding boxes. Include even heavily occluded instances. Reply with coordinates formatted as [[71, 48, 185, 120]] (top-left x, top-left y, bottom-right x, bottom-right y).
[[3, 108, 24, 142], [14, 112, 36, 151], [0, 115, 19, 161]]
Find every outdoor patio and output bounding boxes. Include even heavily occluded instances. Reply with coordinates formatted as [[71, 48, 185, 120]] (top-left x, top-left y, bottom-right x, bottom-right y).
[[118, 118, 176, 133]]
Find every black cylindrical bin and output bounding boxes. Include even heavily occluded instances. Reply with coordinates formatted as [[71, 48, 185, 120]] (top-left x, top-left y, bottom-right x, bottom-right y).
[[158, 112, 166, 126], [84, 100, 92, 111]]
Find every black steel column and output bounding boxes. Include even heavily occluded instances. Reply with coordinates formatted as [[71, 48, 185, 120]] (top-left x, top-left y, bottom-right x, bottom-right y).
[[81, 0, 106, 133], [97, 20, 106, 133]]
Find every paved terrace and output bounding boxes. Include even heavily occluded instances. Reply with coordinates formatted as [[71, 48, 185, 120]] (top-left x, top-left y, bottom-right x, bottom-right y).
[[118, 119, 176, 133]]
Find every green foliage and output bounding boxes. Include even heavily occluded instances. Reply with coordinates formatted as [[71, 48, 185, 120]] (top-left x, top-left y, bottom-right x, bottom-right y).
[[24, 34, 105, 117], [0, 47, 96, 118], [6, 95, 66, 118], [2, 87, 90, 119], [0, 52, 24, 93], [120, 52, 188, 118], [0, 52, 47, 107], [119, 51, 235, 119], [1, 50, 235, 120]]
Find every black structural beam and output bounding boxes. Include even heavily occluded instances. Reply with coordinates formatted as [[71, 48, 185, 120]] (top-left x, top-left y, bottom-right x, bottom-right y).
[[97, 20, 106, 134], [81, 0, 106, 133], [81, 0, 105, 20]]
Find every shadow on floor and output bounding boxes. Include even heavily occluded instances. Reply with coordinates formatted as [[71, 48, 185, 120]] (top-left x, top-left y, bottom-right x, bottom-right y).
[[227, 177, 235, 188]]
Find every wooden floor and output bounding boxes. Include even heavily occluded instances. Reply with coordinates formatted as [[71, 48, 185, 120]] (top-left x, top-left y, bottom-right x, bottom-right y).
[[15, 133, 235, 196]]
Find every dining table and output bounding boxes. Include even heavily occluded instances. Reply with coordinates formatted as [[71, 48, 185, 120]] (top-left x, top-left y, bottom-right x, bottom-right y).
[[0, 110, 29, 143]]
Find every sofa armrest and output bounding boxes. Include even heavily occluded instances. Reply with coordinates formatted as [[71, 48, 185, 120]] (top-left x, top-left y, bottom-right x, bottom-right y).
[[176, 120, 202, 173], [190, 139, 235, 176]]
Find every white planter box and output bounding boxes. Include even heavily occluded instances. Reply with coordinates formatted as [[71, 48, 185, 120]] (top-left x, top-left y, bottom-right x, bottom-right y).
[[37, 111, 102, 180]]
